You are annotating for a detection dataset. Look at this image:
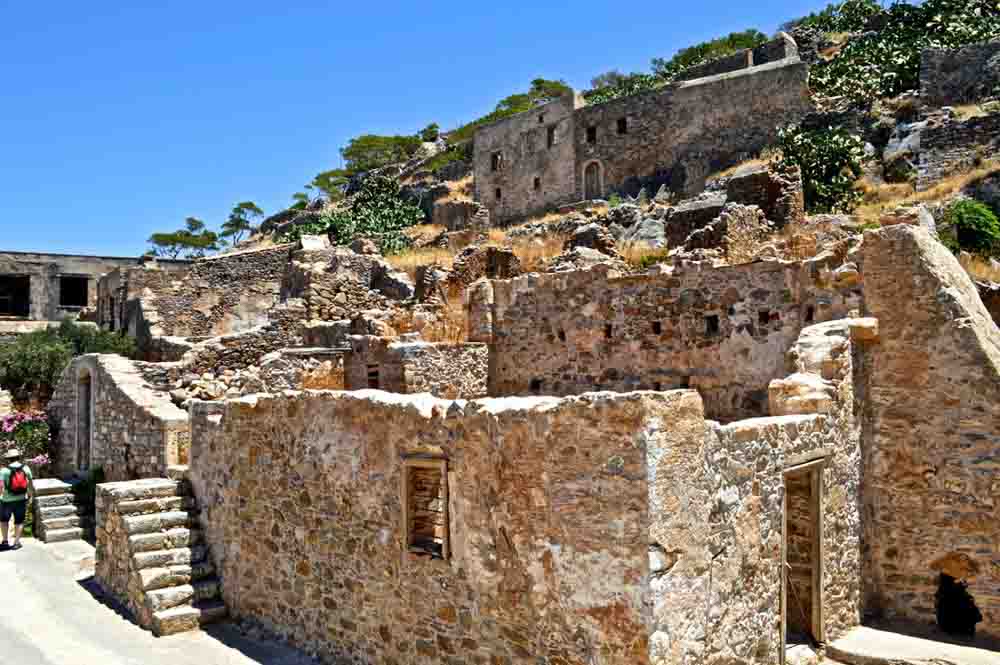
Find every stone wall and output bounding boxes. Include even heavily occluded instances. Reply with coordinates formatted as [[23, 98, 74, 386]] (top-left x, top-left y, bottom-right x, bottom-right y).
[[674, 33, 797, 82], [921, 40, 1000, 106], [861, 226, 1000, 639], [48, 354, 189, 481], [917, 113, 1000, 190], [345, 336, 488, 399], [474, 94, 580, 223], [574, 59, 812, 201], [189, 390, 668, 665], [473, 258, 860, 421]]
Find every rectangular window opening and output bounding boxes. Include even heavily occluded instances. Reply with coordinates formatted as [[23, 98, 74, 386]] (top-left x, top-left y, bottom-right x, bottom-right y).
[[538, 113, 545, 124], [617, 118, 628, 135], [59, 276, 89, 309], [652, 320, 662, 335], [805, 305, 815, 324], [402, 458, 449, 560], [530, 378, 543, 394], [491, 152, 503, 172], [604, 323, 613, 339], [680, 376, 691, 389], [495, 188, 502, 201], [0, 275, 31, 318], [533, 176, 541, 191], [759, 310, 772, 327], [586, 126, 597, 144], [367, 364, 380, 390], [557, 329, 566, 342], [705, 315, 720, 336], [547, 126, 556, 148]]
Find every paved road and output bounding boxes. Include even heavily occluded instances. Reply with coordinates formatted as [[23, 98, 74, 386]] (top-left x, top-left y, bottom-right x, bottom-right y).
[[0, 539, 315, 665]]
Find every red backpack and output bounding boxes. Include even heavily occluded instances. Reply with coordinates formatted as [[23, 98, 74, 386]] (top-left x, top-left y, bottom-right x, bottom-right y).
[[7, 466, 28, 496]]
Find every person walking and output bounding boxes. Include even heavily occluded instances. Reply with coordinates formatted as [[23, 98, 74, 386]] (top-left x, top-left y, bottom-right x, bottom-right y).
[[0, 449, 33, 551]]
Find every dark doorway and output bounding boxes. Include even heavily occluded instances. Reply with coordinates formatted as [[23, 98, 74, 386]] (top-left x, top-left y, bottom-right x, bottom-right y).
[[783, 463, 823, 653], [584, 162, 601, 200], [936, 574, 983, 637], [77, 372, 93, 471], [60, 276, 89, 309], [0, 275, 30, 317]]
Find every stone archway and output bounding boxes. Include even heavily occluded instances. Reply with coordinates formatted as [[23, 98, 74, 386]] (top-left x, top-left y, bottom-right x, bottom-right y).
[[77, 369, 93, 471], [584, 161, 603, 200]]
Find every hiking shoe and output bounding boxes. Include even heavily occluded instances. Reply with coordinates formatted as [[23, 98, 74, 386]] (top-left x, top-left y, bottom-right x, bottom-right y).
[[0, 542, 9, 552], [10, 543, 21, 551]]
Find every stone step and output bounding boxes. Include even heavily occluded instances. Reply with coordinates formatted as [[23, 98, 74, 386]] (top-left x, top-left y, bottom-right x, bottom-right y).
[[145, 578, 220, 612], [32, 478, 75, 497], [37, 504, 85, 521], [151, 600, 227, 637], [133, 545, 207, 570], [40, 515, 90, 531], [129, 528, 201, 553], [117, 496, 193, 517], [34, 494, 75, 509], [139, 560, 215, 592], [123, 511, 191, 536], [41, 527, 84, 543]]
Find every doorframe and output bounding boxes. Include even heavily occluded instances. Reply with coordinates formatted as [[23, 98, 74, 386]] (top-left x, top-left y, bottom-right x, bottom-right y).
[[582, 160, 603, 200], [780, 457, 826, 665]]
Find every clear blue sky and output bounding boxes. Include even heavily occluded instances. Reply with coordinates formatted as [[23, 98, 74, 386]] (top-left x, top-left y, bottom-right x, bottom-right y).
[[0, 0, 825, 256]]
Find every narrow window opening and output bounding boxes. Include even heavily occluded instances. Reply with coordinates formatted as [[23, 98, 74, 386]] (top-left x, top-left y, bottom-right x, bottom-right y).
[[586, 126, 597, 144], [680, 376, 691, 389], [652, 321, 662, 335], [59, 276, 89, 309], [653, 382, 662, 391], [557, 330, 566, 343], [403, 458, 449, 560], [617, 118, 628, 135], [538, 113, 545, 124], [495, 188, 502, 201], [705, 315, 720, 336], [0, 275, 31, 318], [533, 176, 541, 191], [491, 152, 503, 172], [529, 379, 543, 394], [759, 310, 771, 327], [547, 126, 556, 148], [936, 573, 983, 637], [367, 364, 380, 390], [805, 305, 815, 324], [604, 323, 613, 339]]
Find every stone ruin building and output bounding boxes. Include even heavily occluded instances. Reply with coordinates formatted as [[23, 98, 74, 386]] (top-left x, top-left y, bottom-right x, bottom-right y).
[[4, 33, 999, 665]]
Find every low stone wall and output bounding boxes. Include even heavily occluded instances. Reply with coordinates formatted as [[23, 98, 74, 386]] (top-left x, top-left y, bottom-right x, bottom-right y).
[[861, 226, 1000, 639], [345, 336, 488, 399], [921, 40, 1000, 106], [917, 113, 1000, 190], [48, 355, 189, 481], [189, 390, 670, 665]]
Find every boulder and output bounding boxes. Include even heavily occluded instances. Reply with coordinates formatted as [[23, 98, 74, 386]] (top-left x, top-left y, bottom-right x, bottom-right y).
[[564, 224, 619, 256], [349, 238, 380, 255], [621, 218, 668, 249], [606, 203, 641, 228]]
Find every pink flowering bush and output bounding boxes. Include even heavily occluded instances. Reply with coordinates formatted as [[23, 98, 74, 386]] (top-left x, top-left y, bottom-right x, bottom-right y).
[[0, 411, 53, 476]]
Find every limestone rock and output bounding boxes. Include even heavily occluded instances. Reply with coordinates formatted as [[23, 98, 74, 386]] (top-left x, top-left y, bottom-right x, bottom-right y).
[[621, 218, 667, 249], [0, 390, 12, 416], [564, 224, 619, 256]]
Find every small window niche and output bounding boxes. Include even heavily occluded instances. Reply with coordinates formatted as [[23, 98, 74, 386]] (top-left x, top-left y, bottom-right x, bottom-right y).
[[604, 323, 613, 339], [533, 176, 542, 192], [759, 310, 772, 327], [402, 457, 449, 560], [804, 305, 816, 324], [617, 117, 628, 135], [586, 126, 597, 144], [652, 320, 662, 335], [705, 314, 720, 336], [366, 364, 380, 389], [547, 126, 556, 148], [538, 113, 546, 124], [491, 152, 503, 172], [495, 188, 502, 201], [530, 378, 543, 394], [59, 276, 89, 309]]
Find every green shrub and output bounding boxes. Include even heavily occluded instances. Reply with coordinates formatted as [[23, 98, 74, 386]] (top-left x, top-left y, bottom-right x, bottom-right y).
[[941, 199, 1000, 257], [0, 321, 135, 401], [778, 125, 866, 214]]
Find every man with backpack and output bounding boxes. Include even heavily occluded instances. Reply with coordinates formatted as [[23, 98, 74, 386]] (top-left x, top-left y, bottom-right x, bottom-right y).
[[0, 449, 33, 551]]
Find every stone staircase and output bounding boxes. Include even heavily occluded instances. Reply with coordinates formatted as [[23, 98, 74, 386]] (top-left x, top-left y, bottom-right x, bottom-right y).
[[32, 478, 92, 543], [95, 477, 227, 636]]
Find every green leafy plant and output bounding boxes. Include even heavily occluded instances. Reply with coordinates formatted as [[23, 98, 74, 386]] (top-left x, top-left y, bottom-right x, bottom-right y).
[[0, 321, 135, 402], [651, 29, 768, 81], [778, 125, 866, 213], [220, 201, 264, 244], [419, 123, 440, 143], [940, 199, 1000, 257], [147, 217, 221, 259], [608, 193, 623, 209]]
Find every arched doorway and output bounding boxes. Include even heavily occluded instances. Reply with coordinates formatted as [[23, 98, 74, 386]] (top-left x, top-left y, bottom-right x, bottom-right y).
[[77, 371, 92, 471], [584, 162, 602, 200]]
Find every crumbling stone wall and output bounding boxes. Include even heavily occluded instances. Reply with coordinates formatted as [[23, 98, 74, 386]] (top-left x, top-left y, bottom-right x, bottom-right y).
[[673, 32, 797, 82], [861, 226, 1000, 639], [921, 40, 1000, 106], [725, 165, 805, 228], [48, 354, 189, 481], [189, 390, 668, 665], [345, 336, 488, 399], [474, 259, 859, 421], [917, 113, 1000, 190]]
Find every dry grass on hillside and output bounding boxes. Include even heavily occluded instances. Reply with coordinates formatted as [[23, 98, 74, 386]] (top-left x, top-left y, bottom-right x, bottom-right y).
[[961, 253, 1000, 283], [953, 104, 989, 121], [510, 235, 569, 271], [855, 161, 1000, 225], [442, 175, 474, 202], [618, 243, 670, 269], [392, 300, 467, 344], [386, 246, 456, 281]]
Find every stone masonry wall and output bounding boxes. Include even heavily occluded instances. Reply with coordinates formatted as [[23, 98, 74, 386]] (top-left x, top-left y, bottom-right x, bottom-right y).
[[917, 113, 1000, 190], [474, 258, 860, 422], [921, 40, 1000, 106], [345, 337, 489, 399], [189, 390, 672, 665], [861, 226, 1000, 639], [48, 354, 189, 481]]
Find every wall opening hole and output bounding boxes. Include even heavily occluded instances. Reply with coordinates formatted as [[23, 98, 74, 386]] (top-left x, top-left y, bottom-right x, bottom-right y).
[[652, 321, 662, 335], [0, 275, 31, 318], [805, 305, 815, 324], [490, 152, 503, 172], [557, 330, 566, 343], [617, 118, 628, 135], [785, 467, 821, 645], [547, 126, 556, 148], [604, 324, 613, 339], [59, 276, 89, 309], [653, 382, 662, 391], [705, 315, 720, 336], [936, 574, 983, 637], [533, 176, 541, 191], [366, 365, 380, 390], [529, 379, 543, 394], [586, 126, 597, 144], [538, 113, 545, 124], [403, 459, 449, 560], [680, 376, 691, 389], [759, 310, 771, 327], [495, 188, 502, 201]]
